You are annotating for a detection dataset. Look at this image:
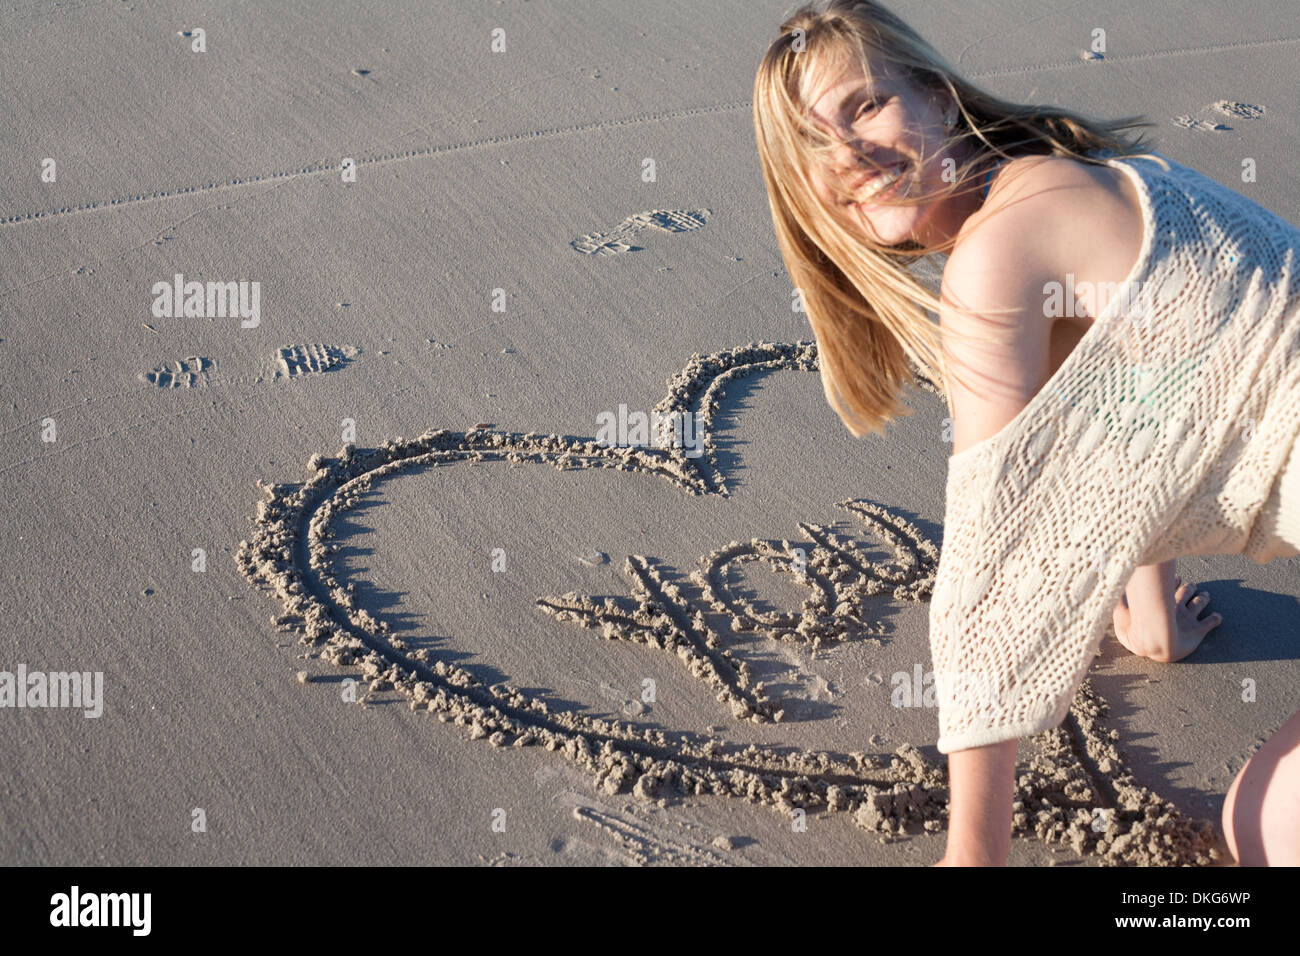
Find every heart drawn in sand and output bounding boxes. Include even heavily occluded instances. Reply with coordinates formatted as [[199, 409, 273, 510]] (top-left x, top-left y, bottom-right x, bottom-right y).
[[236, 340, 1220, 865]]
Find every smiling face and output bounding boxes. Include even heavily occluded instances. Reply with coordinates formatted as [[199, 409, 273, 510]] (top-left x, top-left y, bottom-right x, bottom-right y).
[[801, 53, 971, 248]]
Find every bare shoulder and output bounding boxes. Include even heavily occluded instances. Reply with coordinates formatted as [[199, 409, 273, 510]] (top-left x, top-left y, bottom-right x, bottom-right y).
[[938, 159, 1067, 443], [939, 154, 1142, 454], [952, 153, 1142, 294], [953, 153, 1134, 264]]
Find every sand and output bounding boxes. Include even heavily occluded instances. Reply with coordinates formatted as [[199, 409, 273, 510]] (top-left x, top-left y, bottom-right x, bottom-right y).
[[3, 0, 1298, 867], [234, 340, 1220, 865]]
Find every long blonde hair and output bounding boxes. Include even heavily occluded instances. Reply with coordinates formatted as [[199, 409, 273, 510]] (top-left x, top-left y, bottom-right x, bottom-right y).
[[753, 0, 1163, 438]]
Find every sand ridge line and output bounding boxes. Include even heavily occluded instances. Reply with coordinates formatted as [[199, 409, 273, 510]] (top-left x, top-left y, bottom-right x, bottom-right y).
[[968, 35, 1300, 81], [570, 806, 739, 867], [236, 339, 1220, 864], [0, 100, 750, 228]]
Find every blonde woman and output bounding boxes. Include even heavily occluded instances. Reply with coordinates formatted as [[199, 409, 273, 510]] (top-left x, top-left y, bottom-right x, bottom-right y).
[[753, 0, 1300, 866]]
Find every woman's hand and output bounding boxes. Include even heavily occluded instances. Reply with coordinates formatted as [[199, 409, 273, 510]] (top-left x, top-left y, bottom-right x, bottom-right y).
[[1113, 562, 1221, 663]]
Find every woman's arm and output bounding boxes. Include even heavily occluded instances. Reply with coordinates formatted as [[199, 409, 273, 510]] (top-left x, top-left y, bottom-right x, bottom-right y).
[[933, 564, 1219, 867], [932, 181, 1069, 867], [935, 738, 1018, 865]]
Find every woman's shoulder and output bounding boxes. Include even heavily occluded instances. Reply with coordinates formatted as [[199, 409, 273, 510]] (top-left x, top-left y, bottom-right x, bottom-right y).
[[941, 156, 1071, 299], [946, 151, 1142, 306], [957, 152, 1129, 245], [938, 151, 1145, 453]]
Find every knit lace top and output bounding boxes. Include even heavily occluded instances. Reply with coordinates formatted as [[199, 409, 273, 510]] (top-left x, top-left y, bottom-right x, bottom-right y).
[[928, 150, 1300, 753]]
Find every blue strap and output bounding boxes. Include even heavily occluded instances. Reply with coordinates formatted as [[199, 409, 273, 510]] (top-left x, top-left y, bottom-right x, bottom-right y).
[[981, 160, 1004, 199]]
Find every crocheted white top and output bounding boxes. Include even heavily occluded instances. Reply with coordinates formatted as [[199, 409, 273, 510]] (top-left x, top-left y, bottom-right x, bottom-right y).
[[928, 150, 1300, 754]]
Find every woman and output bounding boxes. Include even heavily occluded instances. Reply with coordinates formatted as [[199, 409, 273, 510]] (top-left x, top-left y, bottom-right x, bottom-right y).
[[752, 0, 1300, 866]]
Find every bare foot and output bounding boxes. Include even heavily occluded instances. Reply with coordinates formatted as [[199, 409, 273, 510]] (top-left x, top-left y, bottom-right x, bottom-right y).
[[1112, 575, 1222, 662]]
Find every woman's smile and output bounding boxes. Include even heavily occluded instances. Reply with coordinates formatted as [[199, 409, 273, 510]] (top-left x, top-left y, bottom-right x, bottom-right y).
[[846, 160, 910, 208]]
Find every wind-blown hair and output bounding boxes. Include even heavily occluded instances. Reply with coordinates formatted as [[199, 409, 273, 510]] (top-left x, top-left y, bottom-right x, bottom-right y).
[[753, 0, 1163, 437]]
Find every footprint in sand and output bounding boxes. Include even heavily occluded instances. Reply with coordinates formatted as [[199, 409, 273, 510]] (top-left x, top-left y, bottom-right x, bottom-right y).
[[1214, 101, 1265, 120], [139, 344, 360, 388], [1172, 116, 1232, 133], [273, 343, 357, 379], [1172, 101, 1265, 133], [570, 208, 711, 256], [139, 355, 215, 388]]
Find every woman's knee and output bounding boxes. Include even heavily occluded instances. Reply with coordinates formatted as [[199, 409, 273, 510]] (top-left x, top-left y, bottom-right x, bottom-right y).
[[1221, 709, 1300, 866]]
